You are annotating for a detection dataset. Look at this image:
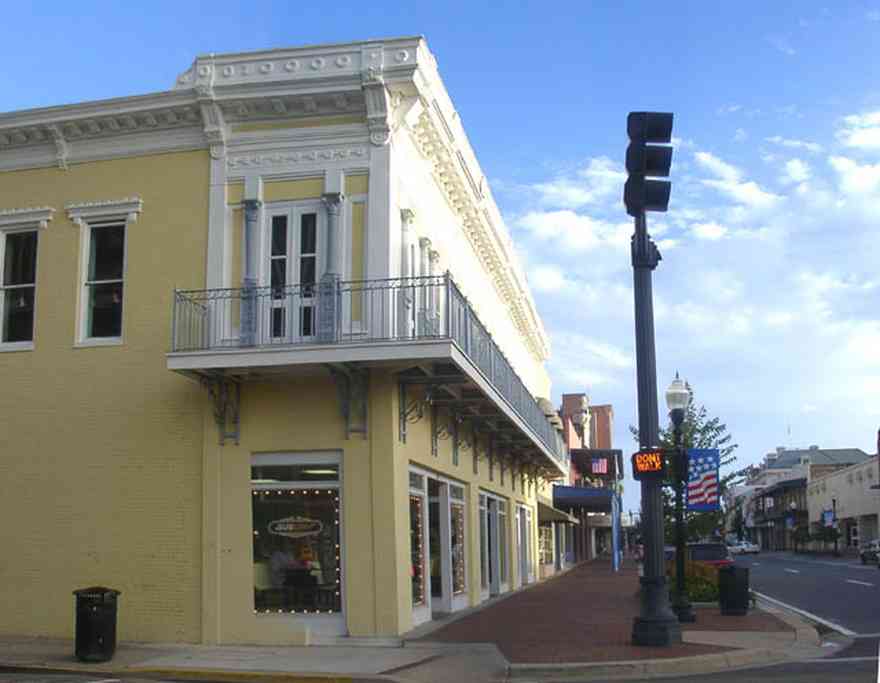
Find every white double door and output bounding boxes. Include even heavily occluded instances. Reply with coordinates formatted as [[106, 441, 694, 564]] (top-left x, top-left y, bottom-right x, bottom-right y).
[[262, 204, 325, 343]]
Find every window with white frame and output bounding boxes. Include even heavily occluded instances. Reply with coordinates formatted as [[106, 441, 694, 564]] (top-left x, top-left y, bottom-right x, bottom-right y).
[[251, 452, 342, 615], [67, 198, 141, 344], [0, 207, 52, 347]]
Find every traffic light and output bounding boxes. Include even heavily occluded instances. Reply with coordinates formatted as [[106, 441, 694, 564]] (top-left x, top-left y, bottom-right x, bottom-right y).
[[624, 112, 674, 217]]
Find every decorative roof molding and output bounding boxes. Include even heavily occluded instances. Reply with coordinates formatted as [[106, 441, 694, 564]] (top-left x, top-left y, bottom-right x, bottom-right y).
[[66, 197, 143, 227], [226, 146, 367, 170], [0, 206, 55, 230], [410, 109, 550, 362]]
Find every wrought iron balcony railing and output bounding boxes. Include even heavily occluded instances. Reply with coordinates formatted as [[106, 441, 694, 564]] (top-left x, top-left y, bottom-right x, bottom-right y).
[[171, 274, 567, 466]]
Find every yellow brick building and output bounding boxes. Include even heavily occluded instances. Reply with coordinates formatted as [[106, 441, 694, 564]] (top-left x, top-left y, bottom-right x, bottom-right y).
[[0, 37, 570, 645]]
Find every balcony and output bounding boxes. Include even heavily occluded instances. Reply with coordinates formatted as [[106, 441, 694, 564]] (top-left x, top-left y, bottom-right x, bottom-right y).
[[168, 274, 567, 474]]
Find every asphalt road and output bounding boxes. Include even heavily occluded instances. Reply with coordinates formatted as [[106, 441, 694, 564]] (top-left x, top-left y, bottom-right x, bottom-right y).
[[737, 551, 880, 636]]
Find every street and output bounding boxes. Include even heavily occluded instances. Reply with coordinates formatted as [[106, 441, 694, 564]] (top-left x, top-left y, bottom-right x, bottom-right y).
[[654, 551, 880, 683], [739, 552, 880, 636]]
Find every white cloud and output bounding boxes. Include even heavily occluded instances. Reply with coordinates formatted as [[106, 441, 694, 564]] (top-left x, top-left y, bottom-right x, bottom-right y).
[[716, 104, 743, 115], [702, 178, 782, 209], [765, 311, 795, 327], [867, 9, 880, 21], [782, 158, 811, 184], [767, 35, 796, 56], [837, 110, 880, 150], [691, 221, 728, 240], [694, 151, 742, 181], [828, 156, 880, 196], [657, 238, 678, 250], [765, 135, 823, 153], [530, 157, 625, 208], [733, 128, 748, 142], [528, 264, 569, 292], [517, 210, 632, 252]]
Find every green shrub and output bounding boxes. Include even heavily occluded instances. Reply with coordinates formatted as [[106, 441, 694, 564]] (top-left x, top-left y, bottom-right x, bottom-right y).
[[686, 576, 719, 602]]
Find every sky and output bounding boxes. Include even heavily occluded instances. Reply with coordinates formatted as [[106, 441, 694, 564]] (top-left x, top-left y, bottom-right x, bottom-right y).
[[2, 2, 879, 515]]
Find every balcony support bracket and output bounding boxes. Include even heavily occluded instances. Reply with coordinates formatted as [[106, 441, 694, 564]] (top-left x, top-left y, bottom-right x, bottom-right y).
[[329, 364, 369, 439], [398, 382, 433, 443], [201, 374, 241, 446]]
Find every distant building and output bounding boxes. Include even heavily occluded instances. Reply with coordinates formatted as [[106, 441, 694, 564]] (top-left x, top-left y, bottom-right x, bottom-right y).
[[736, 446, 873, 551]]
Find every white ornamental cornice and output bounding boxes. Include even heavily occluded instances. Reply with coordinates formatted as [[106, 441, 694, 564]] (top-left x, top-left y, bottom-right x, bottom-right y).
[[66, 197, 143, 227], [411, 110, 550, 362], [0, 206, 55, 230], [173, 37, 422, 93], [226, 146, 368, 170]]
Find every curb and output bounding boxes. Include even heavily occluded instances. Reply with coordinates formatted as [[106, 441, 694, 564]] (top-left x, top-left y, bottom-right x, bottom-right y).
[[130, 667, 371, 682], [507, 648, 790, 680], [506, 605, 823, 681], [0, 663, 381, 683]]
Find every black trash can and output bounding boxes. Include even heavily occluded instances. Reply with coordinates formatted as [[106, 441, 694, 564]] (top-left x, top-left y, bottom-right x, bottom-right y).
[[74, 587, 120, 662], [718, 566, 749, 616]]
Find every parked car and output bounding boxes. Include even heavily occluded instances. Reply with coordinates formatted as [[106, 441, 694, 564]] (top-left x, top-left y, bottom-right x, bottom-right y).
[[688, 542, 734, 567], [729, 540, 760, 555], [664, 543, 734, 567], [859, 539, 879, 564]]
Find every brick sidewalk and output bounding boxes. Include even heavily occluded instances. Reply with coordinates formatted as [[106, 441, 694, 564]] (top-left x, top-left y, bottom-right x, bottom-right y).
[[417, 559, 792, 664]]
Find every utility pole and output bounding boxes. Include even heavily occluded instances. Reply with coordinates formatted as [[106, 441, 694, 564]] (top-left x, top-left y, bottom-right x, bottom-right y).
[[625, 112, 681, 646]]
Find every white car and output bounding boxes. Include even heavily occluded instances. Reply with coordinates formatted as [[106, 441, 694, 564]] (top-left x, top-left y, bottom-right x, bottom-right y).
[[729, 540, 759, 555]]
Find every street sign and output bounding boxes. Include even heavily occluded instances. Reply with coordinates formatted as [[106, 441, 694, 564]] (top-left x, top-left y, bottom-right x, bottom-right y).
[[631, 448, 668, 481]]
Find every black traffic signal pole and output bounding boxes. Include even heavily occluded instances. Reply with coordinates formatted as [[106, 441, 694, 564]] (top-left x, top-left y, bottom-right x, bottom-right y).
[[626, 112, 681, 646]]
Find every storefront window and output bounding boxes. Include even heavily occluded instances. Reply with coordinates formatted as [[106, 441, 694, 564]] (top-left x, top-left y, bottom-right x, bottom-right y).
[[450, 486, 466, 594], [539, 525, 553, 565], [479, 495, 488, 590], [251, 458, 341, 614], [498, 502, 508, 583], [409, 495, 426, 606]]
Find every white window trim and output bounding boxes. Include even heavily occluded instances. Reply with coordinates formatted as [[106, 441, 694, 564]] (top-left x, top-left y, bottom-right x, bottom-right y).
[[67, 198, 142, 347], [0, 206, 54, 351]]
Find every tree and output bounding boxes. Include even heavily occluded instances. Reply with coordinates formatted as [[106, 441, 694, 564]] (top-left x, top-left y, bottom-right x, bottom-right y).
[[792, 526, 811, 553], [630, 381, 739, 544]]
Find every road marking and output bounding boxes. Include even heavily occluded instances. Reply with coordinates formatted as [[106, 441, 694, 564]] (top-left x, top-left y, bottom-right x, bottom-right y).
[[752, 590, 858, 637], [751, 562, 761, 566], [846, 579, 875, 587], [784, 568, 801, 574]]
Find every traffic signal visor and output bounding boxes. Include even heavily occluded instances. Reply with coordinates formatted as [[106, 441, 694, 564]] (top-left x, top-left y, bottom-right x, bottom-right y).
[[627, 112, 674, 143]]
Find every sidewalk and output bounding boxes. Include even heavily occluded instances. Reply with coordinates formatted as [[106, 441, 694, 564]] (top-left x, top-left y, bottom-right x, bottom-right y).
[[0, 560, 838, 683], [413, 559, 805, 665]]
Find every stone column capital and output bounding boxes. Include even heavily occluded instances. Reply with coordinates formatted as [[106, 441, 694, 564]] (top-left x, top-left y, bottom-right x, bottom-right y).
[[400, 207, 416, 226], [322, 192, 345, 215]]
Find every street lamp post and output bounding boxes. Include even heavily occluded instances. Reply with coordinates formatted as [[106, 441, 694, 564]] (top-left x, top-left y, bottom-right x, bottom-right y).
[[667, 374, 694, 623], [789, 501, 797, 552], [832, 497, 839, 557]]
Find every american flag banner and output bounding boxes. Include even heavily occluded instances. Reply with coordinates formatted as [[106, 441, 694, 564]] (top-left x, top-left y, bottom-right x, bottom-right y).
[[686, 448, 720, 512], [591, 458, 608, 475]]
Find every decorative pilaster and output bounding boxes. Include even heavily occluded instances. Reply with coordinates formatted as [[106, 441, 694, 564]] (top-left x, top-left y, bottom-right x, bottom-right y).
[[318, 192, 345, 343], [398, 208, 416, 338], [240, 199, 261, 346]]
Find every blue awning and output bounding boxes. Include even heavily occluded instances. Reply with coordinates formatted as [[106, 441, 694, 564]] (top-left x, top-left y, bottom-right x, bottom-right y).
[[552, 485, 613, 512]]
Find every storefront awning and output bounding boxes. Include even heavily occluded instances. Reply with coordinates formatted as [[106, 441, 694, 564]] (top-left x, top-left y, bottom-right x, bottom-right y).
[[537, 498, 580, 524], [552, 485, 613, 513]]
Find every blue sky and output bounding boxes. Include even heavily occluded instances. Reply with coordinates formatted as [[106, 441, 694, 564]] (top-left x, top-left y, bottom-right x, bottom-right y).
[[3, 2, 879, 514]]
